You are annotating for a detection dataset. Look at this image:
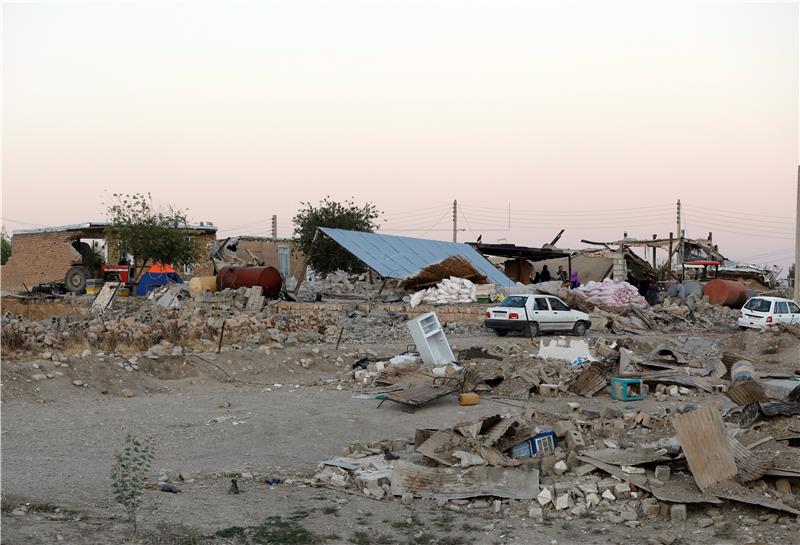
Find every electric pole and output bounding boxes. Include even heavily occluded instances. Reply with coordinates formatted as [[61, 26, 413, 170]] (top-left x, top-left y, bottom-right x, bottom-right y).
[[795, 167, 799, 301], [271, 215, 277, 240], [676, 199, 683, 270], [452, 200, 458, 243]]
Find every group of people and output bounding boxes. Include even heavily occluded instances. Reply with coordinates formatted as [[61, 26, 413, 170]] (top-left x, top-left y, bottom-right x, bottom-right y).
[[532, 264, 580, 289]]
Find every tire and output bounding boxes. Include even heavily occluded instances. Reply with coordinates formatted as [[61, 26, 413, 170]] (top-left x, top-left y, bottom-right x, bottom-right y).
[[527, 322, 540, 337], [494, 330, 508, 337], [65, 266, 89, 294], [572, 321, 587, 336]]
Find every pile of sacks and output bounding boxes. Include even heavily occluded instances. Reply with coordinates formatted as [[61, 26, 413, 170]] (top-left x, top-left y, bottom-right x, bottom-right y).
[[576, 279, 648, 309], [408, 277, 477, 308]]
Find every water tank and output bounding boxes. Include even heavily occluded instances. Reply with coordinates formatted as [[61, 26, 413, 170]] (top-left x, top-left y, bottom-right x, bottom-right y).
[[188, 276, 217, 292], [703, 279, 748, 307], [215, 266, 283, 299]]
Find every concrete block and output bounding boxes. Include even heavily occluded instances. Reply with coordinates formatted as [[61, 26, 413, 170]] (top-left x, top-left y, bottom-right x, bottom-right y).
[[654, 465, 671, 482], [554, 461, 569, 475], [566, 430, 586, 450], [670, 504, 687, 522], [641, 498, 660, 517], [553, 420, 577, 438], [613, 483, 631, 500]]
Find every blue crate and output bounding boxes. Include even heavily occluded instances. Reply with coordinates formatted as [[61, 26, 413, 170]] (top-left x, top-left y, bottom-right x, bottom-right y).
[[508, 431, 557, 458], [610, 377, 644, 401]]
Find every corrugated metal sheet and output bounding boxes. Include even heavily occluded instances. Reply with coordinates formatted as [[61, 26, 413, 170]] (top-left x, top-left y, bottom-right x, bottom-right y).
[[319, 228, 512, 286], [673, 406, 737, 491]]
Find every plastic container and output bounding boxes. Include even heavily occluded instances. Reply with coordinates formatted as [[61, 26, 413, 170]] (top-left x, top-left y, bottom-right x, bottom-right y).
[[731, 360, 756, 384], [215, 266, 283, 299], [458, 393, 480, 406], [703, 279, 748, 307], [188, 276, 217, 292]]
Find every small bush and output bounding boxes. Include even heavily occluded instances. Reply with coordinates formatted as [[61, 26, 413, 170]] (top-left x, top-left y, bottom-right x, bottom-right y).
[[111, 433, 155, 536]]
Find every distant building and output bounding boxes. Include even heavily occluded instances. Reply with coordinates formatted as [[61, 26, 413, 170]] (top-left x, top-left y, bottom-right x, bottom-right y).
[[1, 222, 217, 293], [229, 236, 305, 283]]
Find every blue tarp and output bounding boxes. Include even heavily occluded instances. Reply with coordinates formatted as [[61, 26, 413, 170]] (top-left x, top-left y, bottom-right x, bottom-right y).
[[136, 271, 183, 296], [319, 227, 513, 286]]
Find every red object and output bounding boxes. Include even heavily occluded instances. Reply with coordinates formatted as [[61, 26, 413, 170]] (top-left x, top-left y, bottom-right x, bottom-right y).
[[100, 264, 131, 283], [485, 311, 491, 318], [703, 279, 748, 307], [509, 313, 519, 319], [216, 266, 283, 299], [767, 316, 773, 323], [685, 260, 721, 266]]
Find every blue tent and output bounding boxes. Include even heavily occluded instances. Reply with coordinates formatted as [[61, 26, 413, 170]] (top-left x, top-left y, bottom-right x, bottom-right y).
[[135, 269, 183, 296]]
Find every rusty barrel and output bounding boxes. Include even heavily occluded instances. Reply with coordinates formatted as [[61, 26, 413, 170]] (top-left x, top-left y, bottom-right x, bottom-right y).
[[703, 279, 748, 307], [215, 266, 283, 299]]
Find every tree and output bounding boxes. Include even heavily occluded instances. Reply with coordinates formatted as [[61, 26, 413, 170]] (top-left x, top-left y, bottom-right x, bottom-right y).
[[111, 433, 155, 538], [105, 193, 203, 281], [1, 232, 10, 265], [292, 197, 381, 276]]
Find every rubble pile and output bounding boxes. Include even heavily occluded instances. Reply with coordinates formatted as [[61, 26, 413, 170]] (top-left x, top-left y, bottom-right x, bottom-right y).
[[301, 270, 405, 301], [312, 354, 800, 526]]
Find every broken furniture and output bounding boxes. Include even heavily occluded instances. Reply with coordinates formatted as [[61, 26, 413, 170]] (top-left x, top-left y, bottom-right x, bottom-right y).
[[406, 312, 455, 365]]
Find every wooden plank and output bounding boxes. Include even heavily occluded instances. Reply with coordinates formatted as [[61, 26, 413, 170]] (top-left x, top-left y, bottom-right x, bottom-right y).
[[672, 406, 737, 492], [728, 435, 770, 483], [569, 363, 607, 396]]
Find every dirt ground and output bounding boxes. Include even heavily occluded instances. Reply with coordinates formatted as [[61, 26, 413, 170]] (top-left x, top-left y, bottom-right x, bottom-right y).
[[2, 328, 799, 545]]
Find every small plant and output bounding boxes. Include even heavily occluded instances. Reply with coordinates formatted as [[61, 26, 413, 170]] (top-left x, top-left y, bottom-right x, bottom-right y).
[[111, 433, 155, 537]]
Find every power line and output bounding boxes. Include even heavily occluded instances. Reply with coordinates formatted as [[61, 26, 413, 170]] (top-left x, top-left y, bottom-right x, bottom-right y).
[[686, 203, 795, 220], [682, 205, 795, 226]]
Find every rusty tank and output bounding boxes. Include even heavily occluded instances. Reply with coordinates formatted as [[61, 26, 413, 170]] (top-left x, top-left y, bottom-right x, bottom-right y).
[[703, 279, 748, 308], [215, 266, 283, 299]]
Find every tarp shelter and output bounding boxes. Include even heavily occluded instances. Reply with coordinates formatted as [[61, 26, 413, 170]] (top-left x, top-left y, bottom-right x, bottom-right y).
[[317, 228, 513, 287], [135, 263, 183, 296]]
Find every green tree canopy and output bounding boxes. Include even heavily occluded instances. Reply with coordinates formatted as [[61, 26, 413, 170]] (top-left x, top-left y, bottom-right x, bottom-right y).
[[105, 193, 203, 280], [292, 197, 381, 276], [1, 233, 10, 265]]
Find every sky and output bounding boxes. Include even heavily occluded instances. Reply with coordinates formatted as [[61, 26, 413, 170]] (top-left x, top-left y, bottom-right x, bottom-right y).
[[2, 1, 798, 272]]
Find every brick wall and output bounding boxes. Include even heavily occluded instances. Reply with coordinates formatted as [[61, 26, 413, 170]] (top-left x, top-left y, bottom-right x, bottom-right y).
[[1, 232, 82, 292], [1, 230, 217, 293], [235, 238, 305, 282]]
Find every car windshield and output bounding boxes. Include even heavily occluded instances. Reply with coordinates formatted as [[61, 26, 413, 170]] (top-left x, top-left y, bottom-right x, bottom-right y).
[[744, 298, 772, 312], [497, 296, 529, 308]]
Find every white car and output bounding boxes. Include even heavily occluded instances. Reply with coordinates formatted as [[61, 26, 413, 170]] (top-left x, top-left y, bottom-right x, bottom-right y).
[[737, 296, 800, 329], [484, 294, 592, 337]]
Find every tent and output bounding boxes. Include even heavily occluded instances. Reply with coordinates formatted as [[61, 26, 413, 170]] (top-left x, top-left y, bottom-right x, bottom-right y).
[[135, 263, 183, 296]]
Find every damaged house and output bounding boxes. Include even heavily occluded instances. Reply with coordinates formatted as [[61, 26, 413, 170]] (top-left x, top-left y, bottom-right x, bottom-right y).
[[1, 222, 217, 293]]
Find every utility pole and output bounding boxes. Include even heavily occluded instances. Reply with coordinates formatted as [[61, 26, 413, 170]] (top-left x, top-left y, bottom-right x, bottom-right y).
[[795, 167, 799, 301], [452, 200, 458, 243], [271, 215, 278, 240], [676, 199, 683, 270]]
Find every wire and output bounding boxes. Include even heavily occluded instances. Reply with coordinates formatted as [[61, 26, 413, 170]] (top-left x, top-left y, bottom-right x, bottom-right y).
[[1, 217, 46, 227], [459, 203, 673, 216], [682, 206, 795, 226], [685, 203, 795, 220]]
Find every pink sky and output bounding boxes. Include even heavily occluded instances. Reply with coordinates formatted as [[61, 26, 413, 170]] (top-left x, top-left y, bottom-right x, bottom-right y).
[[2, 2, 798, 272]]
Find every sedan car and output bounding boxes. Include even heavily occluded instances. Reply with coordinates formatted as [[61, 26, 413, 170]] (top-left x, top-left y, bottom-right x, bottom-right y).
[[484, 294, 591, 337], [737, 296, 800, 329]]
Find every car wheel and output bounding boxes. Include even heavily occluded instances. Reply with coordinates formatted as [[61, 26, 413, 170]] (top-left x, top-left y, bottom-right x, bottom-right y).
[[572, 321, 587, 336], [526, 322, 539, 337], [65, 266, 89, 294], [495, 330, 508, 337]]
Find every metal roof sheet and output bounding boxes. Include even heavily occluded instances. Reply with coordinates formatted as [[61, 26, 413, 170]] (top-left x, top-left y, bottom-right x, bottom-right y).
[[319, 227, 513, 286]]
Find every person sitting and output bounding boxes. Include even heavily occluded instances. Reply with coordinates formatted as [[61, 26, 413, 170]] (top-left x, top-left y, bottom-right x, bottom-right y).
[[570, 271, 580, 289], [557, 265, 568, 283], [540, 265, 552, 282]]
